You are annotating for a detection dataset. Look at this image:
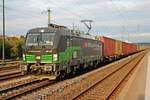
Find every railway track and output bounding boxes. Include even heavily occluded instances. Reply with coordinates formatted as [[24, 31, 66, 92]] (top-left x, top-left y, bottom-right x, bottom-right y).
[[0, 61, 21, 81], [0, 61, 20, 71], [38, 51, 146, 100], [0, 64, 20, 71], [0, 60, 20, 65], [0, 77, 54, 100], [0, 70, 22, 81], [72, 52, 146, 100], [0, 51, 146, 100]]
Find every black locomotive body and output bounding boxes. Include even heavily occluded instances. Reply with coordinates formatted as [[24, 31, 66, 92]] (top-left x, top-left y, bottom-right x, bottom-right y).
[[21, 25, 103, 79]]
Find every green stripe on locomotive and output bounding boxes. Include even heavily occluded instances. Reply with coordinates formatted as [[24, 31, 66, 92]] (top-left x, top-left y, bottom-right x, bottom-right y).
[[23, 53, 53, 63], [24, 54, 36, 62], [41, 54, 53, 63], [23, 46, 81, 64], [58, 46, 81, 63]]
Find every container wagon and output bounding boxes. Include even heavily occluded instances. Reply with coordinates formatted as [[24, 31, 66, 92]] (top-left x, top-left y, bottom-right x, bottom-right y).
[[96, 36, 116, 61], [115, 40, 123, 58], [122, 42, 131, 55]]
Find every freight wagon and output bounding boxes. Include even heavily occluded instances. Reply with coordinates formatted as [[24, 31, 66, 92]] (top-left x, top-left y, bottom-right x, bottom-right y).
[[96, 36, 116, 61], [96, 36, 140, 60], [96, 36, 125, 61], [122, 42, 131, 55], [122, 42, 137, 55], [115, 40, 123, 57]]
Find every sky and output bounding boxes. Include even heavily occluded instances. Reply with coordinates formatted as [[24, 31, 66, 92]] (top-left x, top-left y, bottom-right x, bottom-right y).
[[0, 0, 150, 43]]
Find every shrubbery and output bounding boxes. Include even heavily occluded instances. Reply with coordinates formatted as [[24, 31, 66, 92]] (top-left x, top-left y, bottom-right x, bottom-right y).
[[0, 36, 25, 59]]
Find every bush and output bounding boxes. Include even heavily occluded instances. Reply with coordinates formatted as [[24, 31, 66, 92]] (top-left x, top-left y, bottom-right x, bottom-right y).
[[0, 36, 25, 59]]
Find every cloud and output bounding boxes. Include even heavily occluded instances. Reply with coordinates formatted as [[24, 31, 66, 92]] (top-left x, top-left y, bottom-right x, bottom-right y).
[[0, 0, 150, 43]]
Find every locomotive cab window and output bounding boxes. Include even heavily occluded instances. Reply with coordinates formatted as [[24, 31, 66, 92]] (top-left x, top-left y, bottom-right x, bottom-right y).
[[26, 32, 55, 46], [40, 33, 55, 45], [26, 33, 39, 46]]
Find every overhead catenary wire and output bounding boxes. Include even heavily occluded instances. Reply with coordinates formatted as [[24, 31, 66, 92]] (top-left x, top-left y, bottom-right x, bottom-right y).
[[0, 5, 49, 26], [108, 0, 131, 41], [46, 0, 83, 19], [112, 2, 140, 36], [0, 4, 41, 16], [1, 0, 144, 37], [1, 1, 94, 33], [0, 5, 73, 31], [45, 0, 87, 31], [0, 2, 82, 22], [109, 0, 129, 26], [0, 2, 81, 33]]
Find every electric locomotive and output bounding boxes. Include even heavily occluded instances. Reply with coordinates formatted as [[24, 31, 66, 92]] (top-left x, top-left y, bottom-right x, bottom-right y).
[[21, 24, 103, 79]]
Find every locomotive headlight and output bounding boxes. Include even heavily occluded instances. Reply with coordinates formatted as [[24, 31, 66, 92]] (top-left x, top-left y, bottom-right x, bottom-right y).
[[53, 54, 58, 61], [23, 54, 25, 61], [36, 56, 41, 60]]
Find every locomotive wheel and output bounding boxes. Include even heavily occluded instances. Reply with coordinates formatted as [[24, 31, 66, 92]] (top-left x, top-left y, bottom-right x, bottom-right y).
[[58, 71, 66, 79], [73, 70, 76, 75], [72, 66, 77, 75], [61, 72, 66, 79]]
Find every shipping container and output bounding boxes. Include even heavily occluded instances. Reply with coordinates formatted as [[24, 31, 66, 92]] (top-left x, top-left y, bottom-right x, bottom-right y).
[[132, 44, 137, 53], [96, 36, 115, 57], [135, 44, 139, 51], [115, 40, 122, 56], [122, 42, 136, 55], [122, 42, 130, 55], [129, 43, 132, 53]]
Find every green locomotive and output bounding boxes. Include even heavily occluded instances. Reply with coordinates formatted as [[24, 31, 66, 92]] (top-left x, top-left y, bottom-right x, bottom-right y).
[[21, 24, 102, 79]]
